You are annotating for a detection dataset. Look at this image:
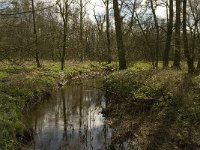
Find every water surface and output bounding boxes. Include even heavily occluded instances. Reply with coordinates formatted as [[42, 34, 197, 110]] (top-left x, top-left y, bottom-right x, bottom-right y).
[[24, 79, 116, 150]]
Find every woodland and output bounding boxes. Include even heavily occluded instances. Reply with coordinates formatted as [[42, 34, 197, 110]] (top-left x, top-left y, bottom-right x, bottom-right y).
[[0, 0, 200, 149]]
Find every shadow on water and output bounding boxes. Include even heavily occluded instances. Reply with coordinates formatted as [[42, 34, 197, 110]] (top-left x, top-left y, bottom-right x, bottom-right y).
[[23, 79, 130, 150]]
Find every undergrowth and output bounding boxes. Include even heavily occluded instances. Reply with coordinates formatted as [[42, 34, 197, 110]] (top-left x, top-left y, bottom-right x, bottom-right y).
[[0, 61, 115, 150], [104, 61, 200, 125]]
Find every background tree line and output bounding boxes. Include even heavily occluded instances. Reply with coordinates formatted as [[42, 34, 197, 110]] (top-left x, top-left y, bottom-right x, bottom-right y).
[[1, 0, 200, 73]]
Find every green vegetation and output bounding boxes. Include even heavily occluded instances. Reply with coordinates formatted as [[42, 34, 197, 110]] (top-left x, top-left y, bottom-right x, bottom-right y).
[[0, 61, 115, 149], [104, 61, 200, 124], [103, 61, 200, 148], [2, 0, 200, 148]]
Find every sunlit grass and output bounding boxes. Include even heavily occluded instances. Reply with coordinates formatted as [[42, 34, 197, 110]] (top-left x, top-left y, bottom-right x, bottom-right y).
[[104, 61, 200, 125], [0, 60, 116, 149]]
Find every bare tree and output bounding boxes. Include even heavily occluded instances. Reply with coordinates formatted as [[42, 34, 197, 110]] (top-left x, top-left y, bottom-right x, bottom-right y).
[[80, 0, 84, 61], [102, 0, 112, 63], [188, 0, 200, 73], [149, 0, 159, 69], [31, 0, 41, 67], [57, 0, 71, 70], [94, 7, 106, 61], [163, 0, 173, 69], [113, 0, 127, 70], [183, 0, 194, 73], [173, 0, 181, 69]]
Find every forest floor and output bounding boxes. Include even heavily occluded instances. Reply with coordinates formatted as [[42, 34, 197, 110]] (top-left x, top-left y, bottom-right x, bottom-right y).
[[0, 61, 116, 149], [103, 61, 200, 150]]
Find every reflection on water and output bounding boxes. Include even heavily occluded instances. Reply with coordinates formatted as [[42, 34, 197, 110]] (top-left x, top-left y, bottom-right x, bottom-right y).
[[24, 79, 134, 150], [24, 79, 115, 150]]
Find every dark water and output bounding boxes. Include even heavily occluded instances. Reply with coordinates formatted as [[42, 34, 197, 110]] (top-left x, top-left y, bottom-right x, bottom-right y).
[[23, 79, 131, 150]]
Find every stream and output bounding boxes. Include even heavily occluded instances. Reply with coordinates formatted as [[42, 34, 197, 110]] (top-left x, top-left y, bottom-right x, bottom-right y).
[[23, 79, 131, 150]]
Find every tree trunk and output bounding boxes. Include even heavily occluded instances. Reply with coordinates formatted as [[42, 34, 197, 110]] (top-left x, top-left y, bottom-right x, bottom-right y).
[[60, 1, 68, 70], [197, 57, 200, 73], [163, 0, 173, 69], [80, 0, 84, 61], [61, 22, 67, 70], [183, 0, 194, 73], [106, 0, 111, 64], [113, 0, 127, 70], [197, 28, 200, 73], [31, 0, 41, 68], [173, 0, 181, 69], [150, 0, 159, 69]]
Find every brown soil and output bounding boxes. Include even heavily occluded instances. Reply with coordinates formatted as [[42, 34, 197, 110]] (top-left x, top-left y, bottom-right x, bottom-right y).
[[103, 103, 200, 150]]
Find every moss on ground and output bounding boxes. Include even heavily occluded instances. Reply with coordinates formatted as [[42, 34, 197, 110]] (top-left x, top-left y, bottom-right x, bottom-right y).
[[0, 61, 115, 150], [103, 61, 200, 149]]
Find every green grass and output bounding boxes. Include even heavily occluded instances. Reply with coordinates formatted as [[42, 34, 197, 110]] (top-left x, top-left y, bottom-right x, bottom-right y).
[[0, 71, 9, 79], [0, 61, 115, 150], [0, 94, 23, 149], [104, 61, 200, 125]]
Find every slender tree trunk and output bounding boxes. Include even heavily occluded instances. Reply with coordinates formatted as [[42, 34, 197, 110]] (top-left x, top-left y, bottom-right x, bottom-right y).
[[113, 0, 127, 70], [166, 0, 169, 22], [183, 0, 194, 73], [197, 56, 200, 73], [189, 0, 200, 73], [80, 0, 84, 61], [61, 22, 67, 70], [150, 0, 159, 69], [197, 28, 200, 73], [195, 22, 200, 74], [106, 0, 111, 64], [31, 0, 41, 68], [173, 0, 181, 69], [60, 1, 68, 70], [163, 0, 173, 69]]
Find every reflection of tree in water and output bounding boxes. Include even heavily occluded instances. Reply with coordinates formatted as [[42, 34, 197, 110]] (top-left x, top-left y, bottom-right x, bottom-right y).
[[79, 85, 83, 143], [64, 82, 110, 149], [61, 88, 67, 141], [26, 80, 118, 150]]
